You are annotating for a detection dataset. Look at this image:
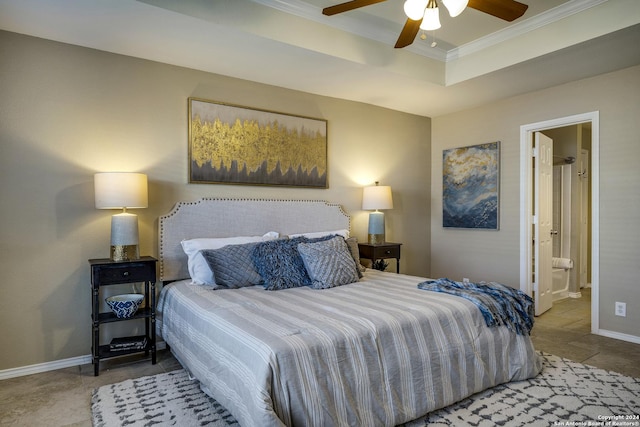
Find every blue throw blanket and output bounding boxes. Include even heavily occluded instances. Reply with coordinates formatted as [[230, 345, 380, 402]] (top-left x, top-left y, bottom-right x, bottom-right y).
[[417, 278, 534, 335]]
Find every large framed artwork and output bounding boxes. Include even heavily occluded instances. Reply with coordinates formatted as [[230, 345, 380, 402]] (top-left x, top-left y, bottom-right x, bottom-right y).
[[189, 98, 328, 188], [442, 141, 500, 229]]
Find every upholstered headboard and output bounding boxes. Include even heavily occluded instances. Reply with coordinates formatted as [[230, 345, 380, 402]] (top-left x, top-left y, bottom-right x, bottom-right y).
[[158, 198, 350, 282]]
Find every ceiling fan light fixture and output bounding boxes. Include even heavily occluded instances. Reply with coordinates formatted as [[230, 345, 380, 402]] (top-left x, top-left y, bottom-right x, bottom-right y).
[[420, 0, 441, 31], [403, 0, 428, 21], [442, 0, 468, 17]]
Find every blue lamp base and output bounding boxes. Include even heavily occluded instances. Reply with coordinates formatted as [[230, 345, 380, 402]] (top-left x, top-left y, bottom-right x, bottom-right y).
[[367, 211, 386, 244]]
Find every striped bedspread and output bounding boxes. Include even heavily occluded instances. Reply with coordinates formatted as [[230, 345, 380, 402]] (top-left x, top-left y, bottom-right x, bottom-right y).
[[157, 269, 542, 427]]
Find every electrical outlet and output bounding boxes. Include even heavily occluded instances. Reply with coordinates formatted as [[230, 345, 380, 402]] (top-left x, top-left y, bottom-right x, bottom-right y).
[[615, 302, 626, 317], [463, 278, 470, 284]]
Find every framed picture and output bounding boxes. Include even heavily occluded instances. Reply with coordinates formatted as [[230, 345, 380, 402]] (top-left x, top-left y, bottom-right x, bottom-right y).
[[442, 141, 500, 229], [188, 98, 328, 188]]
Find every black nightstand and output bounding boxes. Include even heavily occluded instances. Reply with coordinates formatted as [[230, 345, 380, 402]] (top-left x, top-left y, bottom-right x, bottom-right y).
[[358, 242, 402, 274], [89, 256, 157, 376]]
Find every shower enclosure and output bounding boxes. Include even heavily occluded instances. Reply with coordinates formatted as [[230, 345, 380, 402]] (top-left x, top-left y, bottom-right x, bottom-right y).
[[552, 159, 573, 300]]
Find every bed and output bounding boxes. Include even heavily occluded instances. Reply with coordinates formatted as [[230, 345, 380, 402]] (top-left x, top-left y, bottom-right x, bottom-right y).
[[157, 198, 542, 427]]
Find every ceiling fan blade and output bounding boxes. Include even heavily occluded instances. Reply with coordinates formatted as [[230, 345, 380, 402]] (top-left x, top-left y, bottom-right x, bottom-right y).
[[395, 18, 422, 48], [322, 0, 387, 16], [468, 0, 528, 22]]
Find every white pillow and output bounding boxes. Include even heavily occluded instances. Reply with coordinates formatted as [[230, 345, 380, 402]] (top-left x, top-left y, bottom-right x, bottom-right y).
[[181, 232, 279, 285], [289, 229, 350, 239]]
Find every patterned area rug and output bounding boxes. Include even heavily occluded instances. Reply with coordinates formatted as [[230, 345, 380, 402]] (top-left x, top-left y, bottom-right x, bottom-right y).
[[91, 370, 238, 427], [92, 353, 640, 427]]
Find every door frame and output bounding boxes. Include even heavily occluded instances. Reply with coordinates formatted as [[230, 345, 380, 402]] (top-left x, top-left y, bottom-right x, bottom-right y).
[[519, 111, 599, 332]]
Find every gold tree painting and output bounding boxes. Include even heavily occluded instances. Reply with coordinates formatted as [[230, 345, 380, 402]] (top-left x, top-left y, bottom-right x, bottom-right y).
[[189, 98, 327, 188]]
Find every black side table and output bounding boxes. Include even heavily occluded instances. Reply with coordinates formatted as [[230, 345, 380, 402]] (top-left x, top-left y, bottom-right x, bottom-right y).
[[358, 242, 402, 273], [89, 256, 157, 376]]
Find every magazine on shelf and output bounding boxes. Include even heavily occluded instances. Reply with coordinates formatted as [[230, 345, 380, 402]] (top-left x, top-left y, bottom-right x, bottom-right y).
[[109, 335, 147, 351]]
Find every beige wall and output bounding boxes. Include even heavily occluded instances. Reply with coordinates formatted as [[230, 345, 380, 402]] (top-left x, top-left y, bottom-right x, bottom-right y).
[[431, 64, 640, 338], [3, 27, 637, 372], [0, 31, 431, 371]]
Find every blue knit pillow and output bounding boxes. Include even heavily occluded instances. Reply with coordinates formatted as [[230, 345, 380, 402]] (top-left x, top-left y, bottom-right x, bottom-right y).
[[298, 236, 360, 289], [252, 237, 310, 290], [252, 235, 337, 290]]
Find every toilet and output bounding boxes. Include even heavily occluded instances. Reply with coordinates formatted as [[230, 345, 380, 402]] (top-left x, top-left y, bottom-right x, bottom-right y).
[[552, 257, 573, 301]]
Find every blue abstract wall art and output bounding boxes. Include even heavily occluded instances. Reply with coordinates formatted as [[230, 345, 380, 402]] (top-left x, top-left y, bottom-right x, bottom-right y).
[[443, 142, 500, 229]]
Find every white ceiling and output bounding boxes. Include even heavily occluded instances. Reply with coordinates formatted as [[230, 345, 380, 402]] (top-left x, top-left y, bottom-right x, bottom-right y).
[[1, 0, 639, 117]]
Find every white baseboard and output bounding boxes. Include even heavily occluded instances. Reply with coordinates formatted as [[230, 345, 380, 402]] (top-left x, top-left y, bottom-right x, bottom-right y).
[[0, 355, 92, 380], [0, 342, 167, 380], [596, 329, 640, 345]]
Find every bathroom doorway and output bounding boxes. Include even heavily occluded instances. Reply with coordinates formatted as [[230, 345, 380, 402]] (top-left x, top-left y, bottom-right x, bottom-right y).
[[543, 125, 591, 304], [519, 112, 600, 333]]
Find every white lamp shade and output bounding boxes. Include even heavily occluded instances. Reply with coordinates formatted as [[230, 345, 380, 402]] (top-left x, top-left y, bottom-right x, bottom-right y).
[[442, 0, 468, 17], [95, 172, 148, 209], [420, 6, 441, 31], [362, 185, 393, 210]]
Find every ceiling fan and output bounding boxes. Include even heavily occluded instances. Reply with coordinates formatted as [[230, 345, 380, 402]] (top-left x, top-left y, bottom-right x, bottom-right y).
[[322, 0, 529, 48]]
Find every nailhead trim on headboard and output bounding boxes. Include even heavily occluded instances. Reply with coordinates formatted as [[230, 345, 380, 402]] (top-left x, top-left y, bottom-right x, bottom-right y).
[[158, 198, 350, 282]]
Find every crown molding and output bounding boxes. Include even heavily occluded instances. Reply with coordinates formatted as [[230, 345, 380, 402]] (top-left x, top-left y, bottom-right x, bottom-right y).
[[447, 0, 608, 61], [252, 0, 607, 63]]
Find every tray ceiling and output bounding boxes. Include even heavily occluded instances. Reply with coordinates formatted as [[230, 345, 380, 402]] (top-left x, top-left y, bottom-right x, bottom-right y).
[[1, 0, 638, 116]]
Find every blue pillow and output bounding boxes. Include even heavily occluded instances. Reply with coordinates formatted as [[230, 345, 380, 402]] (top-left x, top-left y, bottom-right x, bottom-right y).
[[252, 235, 336, 290], [201, 242, 263, 289], [298, 236, 360, 289]]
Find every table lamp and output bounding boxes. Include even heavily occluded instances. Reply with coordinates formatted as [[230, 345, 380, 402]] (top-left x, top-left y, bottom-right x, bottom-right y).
[[94, 172, 148, 261], [362, 182, 393, 244]]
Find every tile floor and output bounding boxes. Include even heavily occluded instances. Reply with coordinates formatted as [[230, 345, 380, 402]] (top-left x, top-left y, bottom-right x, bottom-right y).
[[530, 288, 640, 378], [1, 288, 639, 426]]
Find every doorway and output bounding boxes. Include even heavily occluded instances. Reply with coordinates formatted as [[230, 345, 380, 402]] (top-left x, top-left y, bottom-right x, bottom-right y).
[[519, 112, 600, 333]]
